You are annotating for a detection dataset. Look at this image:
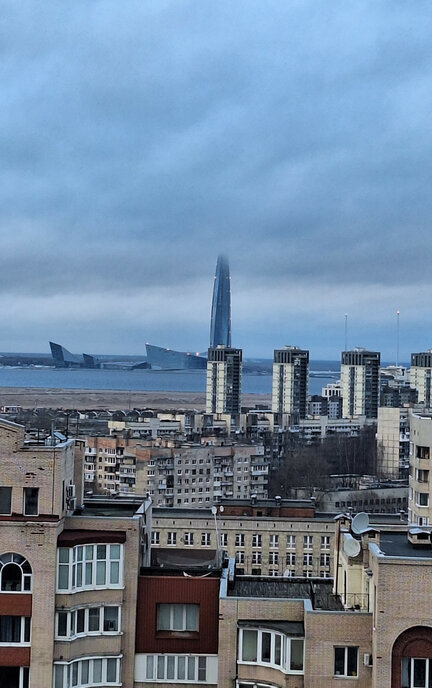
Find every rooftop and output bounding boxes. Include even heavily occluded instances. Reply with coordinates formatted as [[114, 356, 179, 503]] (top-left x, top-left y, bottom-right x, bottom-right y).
[[378, 531, 432, 559], [228, 577, 343, 611]]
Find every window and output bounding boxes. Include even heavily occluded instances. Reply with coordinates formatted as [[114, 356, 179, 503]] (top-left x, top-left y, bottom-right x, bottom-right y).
[[235, 551, 245, 564], [0, 616, 30, 644], [334, 646, 358, 677], [252, 552, 262, 565], [0, 553, 32, 592], [167, 532, 177, 546], [269, 534, 279, 548], [303, 535, 313, 549], [56, 607, 120, 639], [416, 492, 429, 507], [402, 657, 432, 687], [286, 553, 296, 567], [320, 554, 330, 567], [239, 628, 304, 674], [184, 533, 194, 546], [157, 604, 198, 632], [252, 534, 262, 548], [286, 535, 296, 549], [220, 533, 228, 547], [53, 657, 120, 687], [201, 533, 211, 547], [57, 544, 122, 592], [235, 533, 245, 547], [0, 488, 12, 515], [269, 552, 279, 566], [144, 655, 206, 682], [151, 532, 160, 545], [23, 488, 38, 516], [303, 554, 313, 567], [321, 536, 330, 550], [0, 668, 29, 688]]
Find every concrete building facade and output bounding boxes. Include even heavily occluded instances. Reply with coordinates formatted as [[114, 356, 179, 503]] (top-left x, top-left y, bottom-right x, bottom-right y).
[[206, 346, 242, 415], [410, 351, 432, 407], [341, 348, 380, 419], [272, 346, 309, 423]]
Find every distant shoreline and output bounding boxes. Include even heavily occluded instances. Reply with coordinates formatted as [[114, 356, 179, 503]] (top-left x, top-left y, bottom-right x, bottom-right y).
[[0, 386, 271, 411]]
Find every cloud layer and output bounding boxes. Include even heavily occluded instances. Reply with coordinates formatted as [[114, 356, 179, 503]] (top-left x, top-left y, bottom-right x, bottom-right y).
[[1, 1, 431, 358]]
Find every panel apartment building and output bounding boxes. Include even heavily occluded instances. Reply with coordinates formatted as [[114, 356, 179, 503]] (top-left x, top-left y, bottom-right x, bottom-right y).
[[84, 435, 269, 506]]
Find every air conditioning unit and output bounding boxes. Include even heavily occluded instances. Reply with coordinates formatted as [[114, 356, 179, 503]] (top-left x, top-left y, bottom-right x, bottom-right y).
[[66, 484, 76, 499], [363, 653, 373, 666]]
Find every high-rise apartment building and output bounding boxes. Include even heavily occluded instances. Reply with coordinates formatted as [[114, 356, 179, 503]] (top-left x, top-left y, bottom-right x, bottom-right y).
[[271, 346, 309, 423], [209, 255, 231, 349], [410, 351, 432, 407], [408, 410, 432, 526], [341, 348, 380, 419], [206, 346, 242, 414]]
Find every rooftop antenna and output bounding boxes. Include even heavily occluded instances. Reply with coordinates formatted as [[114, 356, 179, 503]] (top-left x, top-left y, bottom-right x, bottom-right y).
[[396, 310, 400, 367], [344, 314, 348, 351]]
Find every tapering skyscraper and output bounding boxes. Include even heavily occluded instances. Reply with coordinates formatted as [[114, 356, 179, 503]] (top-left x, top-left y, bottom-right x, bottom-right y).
[[210, 255, 231, 348]]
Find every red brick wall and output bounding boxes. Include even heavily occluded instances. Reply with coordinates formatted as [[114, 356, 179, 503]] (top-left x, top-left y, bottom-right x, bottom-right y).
[[136, 576, 219, 654], [0, 647, 30, 666], [0, 594, 31, 616]]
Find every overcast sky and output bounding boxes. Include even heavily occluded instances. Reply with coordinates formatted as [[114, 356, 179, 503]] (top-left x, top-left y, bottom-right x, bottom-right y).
[[1, 1, 431, 360]]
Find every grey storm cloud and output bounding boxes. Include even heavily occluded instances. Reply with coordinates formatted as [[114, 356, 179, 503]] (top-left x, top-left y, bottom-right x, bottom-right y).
[[0, 0, 432, 356]]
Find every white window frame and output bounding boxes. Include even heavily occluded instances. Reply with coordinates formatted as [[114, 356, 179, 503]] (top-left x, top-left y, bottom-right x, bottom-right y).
[[144, 654, 207, 682], [167, 532, 177, 546], [402, 657, 432, 687], [157, 604, 199, 632], [238, 627, 304, 675], [0, 615, 31, 645], [56, 544, 123, 593], [333, 646, 358, 678], [286, 535, 296, 549], [55, 606, 121, 640], [269, 534, 279, 549], [53, 656, 121, 687]]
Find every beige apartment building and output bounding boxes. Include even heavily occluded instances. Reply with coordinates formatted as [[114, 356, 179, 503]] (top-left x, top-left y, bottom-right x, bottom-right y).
[[408, 410, 432, 525], [410, 351, 432, 407], [376, 406, 410, 479], [136, 440, 269, 506], [151, 500, 335, 578], [0, 418, 150, 688], [341, 348, 380, 419], [206, 346, 242, 415], [271, 346, 309, 423]]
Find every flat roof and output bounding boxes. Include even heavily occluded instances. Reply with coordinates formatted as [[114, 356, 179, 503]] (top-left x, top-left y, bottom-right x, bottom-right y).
[[228, 578, 343, 611], [378, 531, 432, 559]]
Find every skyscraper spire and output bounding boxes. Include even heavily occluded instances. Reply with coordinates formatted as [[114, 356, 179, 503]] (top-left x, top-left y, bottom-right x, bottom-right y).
[[210, 255, 231, 348]]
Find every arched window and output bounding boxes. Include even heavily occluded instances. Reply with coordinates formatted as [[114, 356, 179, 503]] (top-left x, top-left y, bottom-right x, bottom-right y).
[[0, 553, 32, 592], [392, 626, 432, 688]]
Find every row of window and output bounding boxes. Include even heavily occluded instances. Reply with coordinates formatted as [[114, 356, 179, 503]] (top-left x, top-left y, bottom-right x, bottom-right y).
[[235, 551, 330, 566], [0, 487, 39, 516], [151, 532, 330, 549], [53, 657, 120, 688], [56, 606, 120, 639], [144, 655, 206, 682], [57, 545, 122, 592]]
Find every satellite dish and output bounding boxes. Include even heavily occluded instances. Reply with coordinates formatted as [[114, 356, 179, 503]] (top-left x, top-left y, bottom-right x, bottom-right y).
[[343, 533, 361, 558], [211, 506, 217, 515], [352, 512, 370, 535], [219, 506, 224, 513]]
